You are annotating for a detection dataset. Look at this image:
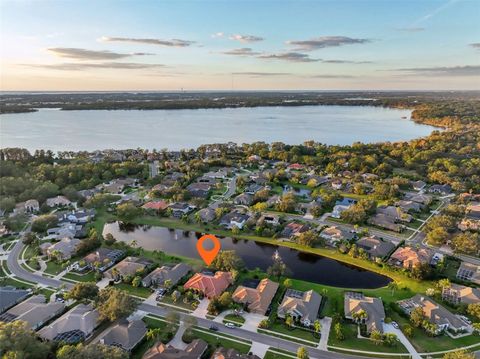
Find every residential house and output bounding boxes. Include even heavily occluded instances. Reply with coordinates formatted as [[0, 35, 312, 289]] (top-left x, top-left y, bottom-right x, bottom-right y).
[[356, 236, 395, 261], [277, 289, 321, 327], [81, 248, 125, 272], [0, 295, 65, 330], [411, 180, 427, 191], [0, 286, 30, 313], [38, 303, 99, 343], [389, 247, 432, 270], [46, 238, 81, 260], [368, 214, 404, 233], [258, 213, 280, 226], [142, 263, 191, 288], [377, 206, 413, 223], [219, 211, 250, 230], [142, 201, 169, 213], [97, 319, 147, 352], [331, 179, 343, 190], [233, 193, 254, 206], [397, 295, 470, 334], [142, 339, 208, 359], [104, 256, 152, 280], [232, 278, 279, 315], [168, 203, 195, 218], [245, 183, 264, 195], [186, 183, 211, 198], [212, 348, 261, 359], [395, 200, 424, 213], [459, 202, 480, 231], [281, 222, 310, 239], [25, 199, 40, 212], [332, 198, 356, 219], [442, 284, 480, 305], [320, 226, 355, 247], [183, 271, 233, 299], [456, 262, 480, 285], [405, 193, 433, 206], [344, 292, 385, 334], [195, 208, 216, 223], [46, 223, 78, 240], [362, 173, 379, 182], [57, 209, 96, 225], [77, 188, 100, 200], [287, 163, 304, 171], [14, 199, 40, 214], [203, 169, 230, 179], [428, 184, 452, 195], [46, 196, 72, 207]]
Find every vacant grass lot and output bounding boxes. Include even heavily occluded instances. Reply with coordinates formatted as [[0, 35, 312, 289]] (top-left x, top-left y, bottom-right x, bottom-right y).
[[190, 328, 251, 353]]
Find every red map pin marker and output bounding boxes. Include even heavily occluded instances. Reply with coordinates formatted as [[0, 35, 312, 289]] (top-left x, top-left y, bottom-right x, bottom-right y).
[[196, 234, 221, 266]]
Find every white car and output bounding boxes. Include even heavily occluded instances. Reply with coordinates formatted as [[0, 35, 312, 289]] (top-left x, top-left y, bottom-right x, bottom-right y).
[[391, 321, 399, 329], [225, 322, 236, 329]]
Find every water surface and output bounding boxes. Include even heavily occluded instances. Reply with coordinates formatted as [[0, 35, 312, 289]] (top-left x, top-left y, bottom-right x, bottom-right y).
[[0, 106, 436, 151], [103, 222, 391, 289]]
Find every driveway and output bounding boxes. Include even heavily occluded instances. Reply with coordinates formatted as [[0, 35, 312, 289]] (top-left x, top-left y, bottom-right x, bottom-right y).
[[192, 298, 210, 319], [383, 322, 421, 359]]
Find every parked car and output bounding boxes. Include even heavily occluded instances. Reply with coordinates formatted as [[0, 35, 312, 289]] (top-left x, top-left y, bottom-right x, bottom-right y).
[[225, 322, 236, 329], [391, 321, 399, 329], [209, 325, 219, 331]]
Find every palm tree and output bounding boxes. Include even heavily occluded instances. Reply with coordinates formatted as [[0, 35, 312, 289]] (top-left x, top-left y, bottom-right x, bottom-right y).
[[146, 328, 162, 342], [388, 281, 398, 296], [370, 330, 383, 345], [313, 320, 322, 338], [130, 239, 138, 248], [352, 310, 368, 324]]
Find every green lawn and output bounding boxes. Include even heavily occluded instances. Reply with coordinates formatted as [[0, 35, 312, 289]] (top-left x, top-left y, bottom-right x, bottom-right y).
[[223, 314, 245, 326], [160, 294, 197, 311], [132, 316, 177, 359], [44, 260, 65, 275], [63, 270, 96, 282], [114, 283, 152, 298], [389, 311, 480, 353], [264, 350, 296, 359], [265, 320, 320, 344], [328, 322, 409, 354], [190, 328, 251, 353]]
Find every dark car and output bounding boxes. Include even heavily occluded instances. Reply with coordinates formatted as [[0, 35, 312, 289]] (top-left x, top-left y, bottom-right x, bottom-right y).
[[209, 325, 219, 331]]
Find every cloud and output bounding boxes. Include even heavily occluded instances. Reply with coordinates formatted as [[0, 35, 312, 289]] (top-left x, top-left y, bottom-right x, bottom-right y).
[[100, 36, 195, 47], [309, 74, 356, 79], [394, 65, 480, 76], [396, 27, 426, 32], [229, 34, 264, 43], [286, 36, 371, 51], [321, 59, 372, 64], [221, 48, 261, 56], [25, 62, 166, 71], [470, 43, 480, 49], [211, 32, 224, 38], [258, 52, 319, 62], [232, 72, 292, 77], [47, 48, 153, 60]]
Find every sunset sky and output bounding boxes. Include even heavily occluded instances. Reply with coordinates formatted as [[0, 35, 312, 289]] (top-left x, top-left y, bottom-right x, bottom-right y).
[[1, 0, 479, 91]]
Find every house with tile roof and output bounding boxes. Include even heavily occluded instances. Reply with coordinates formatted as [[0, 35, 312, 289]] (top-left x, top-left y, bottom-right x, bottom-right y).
[[183, 271, 233, 299], [38, 303, 99, 343], [356, 236, 396, 261], [97, 319, 147, 352], [397, 295, 470, 335], [344, 292, 385, 334], [104, 256, 152, 280], [456, 262, 480, 285], [143, 339, 208, 359], [232, 278, 279, 315], [442, 283, 480, 305], [0, 294, 65, 330], [389, 246, 432, 270], [0, 286, 30, 314], [277, 289, 321, 327], [142, 263, 191, 288], [212, 347, 261, 359]]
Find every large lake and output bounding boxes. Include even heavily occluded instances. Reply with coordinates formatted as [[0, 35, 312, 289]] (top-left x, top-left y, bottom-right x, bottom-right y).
[[0, 106, 436, 151], [103, 222, 391, 289]]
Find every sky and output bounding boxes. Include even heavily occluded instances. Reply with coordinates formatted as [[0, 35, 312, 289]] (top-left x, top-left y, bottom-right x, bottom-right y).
[[0, 0, 479, 91]]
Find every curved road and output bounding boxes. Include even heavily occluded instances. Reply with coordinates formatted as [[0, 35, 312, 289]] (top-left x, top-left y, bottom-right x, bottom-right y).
[[6, 234, 367, 359]]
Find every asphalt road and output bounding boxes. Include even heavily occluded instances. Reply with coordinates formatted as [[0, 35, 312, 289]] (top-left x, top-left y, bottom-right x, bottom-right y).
[[7, 239, 73, 289], [139, 303, 367, 359]]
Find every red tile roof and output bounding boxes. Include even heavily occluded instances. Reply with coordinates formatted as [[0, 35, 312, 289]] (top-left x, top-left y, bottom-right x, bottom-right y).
[[184, 271, 233, 298], [142, 201, 169, 211]]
